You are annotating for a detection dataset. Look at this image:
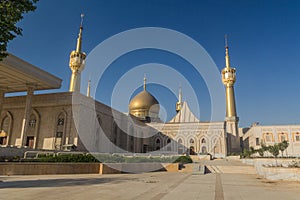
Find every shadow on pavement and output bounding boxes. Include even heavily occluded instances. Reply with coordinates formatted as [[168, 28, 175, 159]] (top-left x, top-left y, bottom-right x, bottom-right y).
[[0, 176, 136, 189]]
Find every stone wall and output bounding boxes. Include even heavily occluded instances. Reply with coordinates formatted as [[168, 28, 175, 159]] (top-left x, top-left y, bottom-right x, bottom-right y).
[[0, 163, 179, 175], [242, 158, 300, 181]]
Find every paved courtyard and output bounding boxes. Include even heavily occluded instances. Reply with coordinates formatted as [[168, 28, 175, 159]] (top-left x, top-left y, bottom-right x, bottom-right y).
[[0, 159, 299, 200]]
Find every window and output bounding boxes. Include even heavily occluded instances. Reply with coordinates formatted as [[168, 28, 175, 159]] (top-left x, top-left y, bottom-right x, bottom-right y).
[[295, 133, 300, 142], [156, 138, 161, 144], [255, 138, 260, 146], [167, 139, 171, 144], [29, 119, 36, 127], [56, 132, 63, 138], [55, 113, 65, 149], [0, 136, 7, 145], [279, 133, 287, 142], [1, 116, 9, 133], [201, 138, 206, 144], [189, 138, 194, 144], [26, 136, 34, 148], [265, 133, 272, 142], [155, 138, 161, 150], [57, 118, 64, 126], [178, 139, 183, 144]]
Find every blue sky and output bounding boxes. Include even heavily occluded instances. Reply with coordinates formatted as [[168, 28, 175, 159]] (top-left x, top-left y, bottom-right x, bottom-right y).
[[7, 0, 300, 127]]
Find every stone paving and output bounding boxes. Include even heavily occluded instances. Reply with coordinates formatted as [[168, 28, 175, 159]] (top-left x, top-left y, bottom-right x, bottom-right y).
[[0, 159, 300, 200]]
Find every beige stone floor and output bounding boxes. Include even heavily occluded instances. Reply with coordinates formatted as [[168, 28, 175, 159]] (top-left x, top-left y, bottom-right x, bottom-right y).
[[0, 159, 299, 200]]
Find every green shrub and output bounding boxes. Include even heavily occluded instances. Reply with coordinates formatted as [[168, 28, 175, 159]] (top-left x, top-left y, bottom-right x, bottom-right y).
[[173, 156, 193, 164], [34, 154, 99, 162]]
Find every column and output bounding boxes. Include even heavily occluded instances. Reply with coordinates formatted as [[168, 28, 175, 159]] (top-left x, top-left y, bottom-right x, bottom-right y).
[[0, 89, 5, 119], [20, 86, 35, 146]]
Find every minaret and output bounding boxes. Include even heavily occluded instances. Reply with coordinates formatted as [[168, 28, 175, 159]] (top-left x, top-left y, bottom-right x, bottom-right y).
[[221, 35, 240, 154], [221, 35, 238, 121], [176, 87, 183, 112], [143, 74, 147, 91], [69, 14, 86, 92], [87, 80, 91, 97]]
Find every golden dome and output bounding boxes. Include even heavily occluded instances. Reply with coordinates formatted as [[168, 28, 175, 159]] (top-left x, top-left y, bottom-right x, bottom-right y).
[[129, 76, 160, 121], [129, 90, 159, 111]]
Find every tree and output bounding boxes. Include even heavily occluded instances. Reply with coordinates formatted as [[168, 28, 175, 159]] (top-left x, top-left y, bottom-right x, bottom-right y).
[[257, 148, 264, 157], [268, 144, 280, 166], [257, 141, 269, 157], [0, 0, 38, 60], [278, 141, 289, 157]]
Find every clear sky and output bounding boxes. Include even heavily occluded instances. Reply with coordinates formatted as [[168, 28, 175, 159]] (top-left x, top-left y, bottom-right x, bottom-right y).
[[7, 0, 300, 127]]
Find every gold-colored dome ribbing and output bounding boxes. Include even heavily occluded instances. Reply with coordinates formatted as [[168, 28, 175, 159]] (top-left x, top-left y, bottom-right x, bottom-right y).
[[128, 76, 160, 121], [129, 90, 159, 111]]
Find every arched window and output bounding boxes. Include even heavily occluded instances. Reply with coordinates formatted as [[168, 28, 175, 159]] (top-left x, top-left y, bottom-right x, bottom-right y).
[[177, 138, 184, 154], [202, 146, 207, 154], [167, 138, 171, 144], [295, 132, 300, 142], [55, 112, 66, 150], [28, 114, 36, 127], [1, 116, 9, 133], [26, 114, 37, 148], [265, 133, 273, 142], [190, 138, 195, 144], [0, 115, 10, 145], [201, 138, 206, 144], [155, 138, 161, 150], [279, 133, 287, 142], [156, 138, 161, 144]]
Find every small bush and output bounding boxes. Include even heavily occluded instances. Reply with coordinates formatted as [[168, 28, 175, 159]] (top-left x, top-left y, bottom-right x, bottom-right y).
[[173, 156, 193, 164], [33, 154, 99, 163]]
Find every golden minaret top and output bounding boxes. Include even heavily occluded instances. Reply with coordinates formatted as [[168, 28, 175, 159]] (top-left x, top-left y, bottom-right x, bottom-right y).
[[69, 14, 86, 92], [222, 35, 236, 86]]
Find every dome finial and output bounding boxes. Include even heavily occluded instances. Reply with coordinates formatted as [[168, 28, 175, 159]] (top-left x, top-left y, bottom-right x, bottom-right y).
[[225, 34, 230, 68], [176, 85, 183, 112], [76, 14, 84, 53], [143, 73, 147, 91]]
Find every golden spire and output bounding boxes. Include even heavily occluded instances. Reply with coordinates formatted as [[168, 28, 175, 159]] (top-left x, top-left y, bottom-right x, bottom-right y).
[[76, 14, 84, 53], [87, 80, 91, 97], [225, 34, 230, 68], [143, 74, 147, 91], [176, 86, 183, 112]]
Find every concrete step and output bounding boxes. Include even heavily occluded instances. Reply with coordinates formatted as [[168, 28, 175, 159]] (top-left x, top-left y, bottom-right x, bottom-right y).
[[192, 164, 205, 175]]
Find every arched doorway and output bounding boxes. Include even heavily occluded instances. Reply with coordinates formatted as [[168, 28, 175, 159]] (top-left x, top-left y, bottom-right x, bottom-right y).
[[177, 138, 184, 154], [189, 146, 195, 155], [201, 146, 207, 154]]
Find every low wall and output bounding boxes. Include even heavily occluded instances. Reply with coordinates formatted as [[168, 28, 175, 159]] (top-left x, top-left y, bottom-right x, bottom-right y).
[[0, 163, 179, 175], [242, 158, 300, 181], [0, 163, 100, 175], [260, 166, 300, 181]]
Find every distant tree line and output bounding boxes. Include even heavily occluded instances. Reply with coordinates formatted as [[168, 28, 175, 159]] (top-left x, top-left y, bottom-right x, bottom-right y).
[[241, 140, 289, 159]]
